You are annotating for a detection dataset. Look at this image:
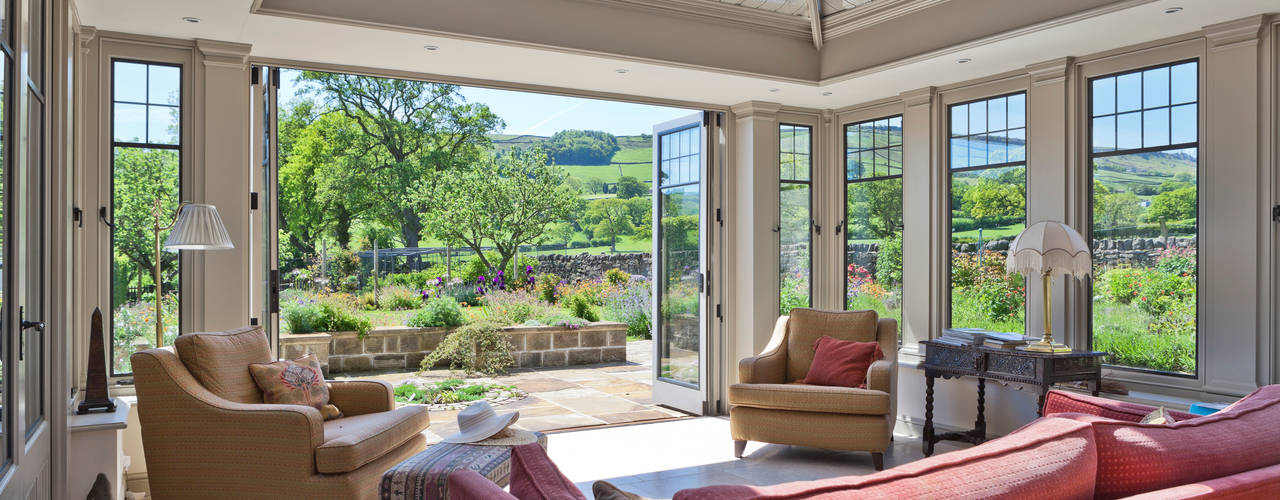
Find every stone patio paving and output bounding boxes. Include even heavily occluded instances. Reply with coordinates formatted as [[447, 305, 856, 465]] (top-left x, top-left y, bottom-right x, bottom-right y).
[[335, 339, 689, 442]]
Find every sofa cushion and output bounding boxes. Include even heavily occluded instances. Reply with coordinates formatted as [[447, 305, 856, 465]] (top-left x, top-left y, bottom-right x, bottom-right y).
[[678, 416, 1097, 500], [1068, 385, 1280, 499], [249, 354, 342, 420], [174, 326, 272, 404], [802, 336, 883, 389], [729, 383, 889, 415], [1121, 462, 1280, 500], [317, 405, 430, 474], [1043, 390, 1197, 422], [785, 308, 878, 382], [510, 442, 587, 500]]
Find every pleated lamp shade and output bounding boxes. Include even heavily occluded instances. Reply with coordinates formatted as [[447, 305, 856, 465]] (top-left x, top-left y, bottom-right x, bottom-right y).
[[1006, 221, 1091, 278], [164, 204, 234, 250]]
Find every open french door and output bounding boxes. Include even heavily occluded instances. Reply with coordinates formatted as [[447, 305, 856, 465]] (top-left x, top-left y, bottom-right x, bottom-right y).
[[250, 66, 280, 354], [651, 112, 721, 415]]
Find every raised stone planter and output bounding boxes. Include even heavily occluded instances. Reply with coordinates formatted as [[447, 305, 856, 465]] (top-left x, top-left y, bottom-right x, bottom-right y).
[[281, 321, 628, 374]]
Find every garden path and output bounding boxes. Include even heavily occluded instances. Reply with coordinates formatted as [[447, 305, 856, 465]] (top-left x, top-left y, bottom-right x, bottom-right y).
[[335, 339, 690, 441]]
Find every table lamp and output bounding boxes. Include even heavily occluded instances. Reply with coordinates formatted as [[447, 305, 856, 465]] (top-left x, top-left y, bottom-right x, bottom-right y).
[[1006, 220, 1091, 353]]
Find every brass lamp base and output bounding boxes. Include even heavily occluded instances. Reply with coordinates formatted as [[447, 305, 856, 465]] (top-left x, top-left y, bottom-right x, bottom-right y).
[[1019, 340, 1072, 353]]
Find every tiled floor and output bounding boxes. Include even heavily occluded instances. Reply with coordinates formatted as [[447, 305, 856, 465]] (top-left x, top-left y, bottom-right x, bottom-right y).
[[547, 417, 968, 499], [336, 340, 688, 439]]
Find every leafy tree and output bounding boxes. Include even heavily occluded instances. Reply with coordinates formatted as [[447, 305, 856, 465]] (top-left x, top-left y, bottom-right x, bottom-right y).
[[581, 177, 606, 195], [615, 175, 647, 199], [846, 178, 903, 240], [416, 148, 580, 273], [296, 71, 500, 255], [1094, 190, 1143, 228], [545, 222, 575, 248], [111, 148, 181, 302], [1146, 187, 1197, 222], [1158, 180, 1193, 193], [624, 197, 651, 228], [545, 130, 620, 165], [962, 180, 1024, 220], [585, 198, 634, 252]]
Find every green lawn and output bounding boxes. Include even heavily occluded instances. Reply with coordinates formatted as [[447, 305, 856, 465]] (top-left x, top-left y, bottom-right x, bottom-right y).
[[951, 223, 1025, 241], [559, 162, 650, 183]]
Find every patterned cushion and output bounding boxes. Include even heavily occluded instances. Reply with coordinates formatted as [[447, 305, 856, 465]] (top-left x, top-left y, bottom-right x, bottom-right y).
[[318, 405, 431, 474], [249, 354, 342, 420], [678, 417, 1097, 500], [1042, 390, 1197, 422], [785, 308, 878, 382], [509, 442, 587, 500], [728, 383, 889, 415], [1071, 385, 1280, 499], [174, 326, 272, 404]]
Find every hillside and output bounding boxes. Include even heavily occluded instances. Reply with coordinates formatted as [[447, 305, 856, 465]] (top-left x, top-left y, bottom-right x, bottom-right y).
[[491, 133, 653, 183]]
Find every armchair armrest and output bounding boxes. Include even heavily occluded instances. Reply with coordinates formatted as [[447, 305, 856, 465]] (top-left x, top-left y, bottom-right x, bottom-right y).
[[867, 359, 894, 393], [448, 470, 517, 500], [738, 316, 789, 384], [328, 379, 395, 417]]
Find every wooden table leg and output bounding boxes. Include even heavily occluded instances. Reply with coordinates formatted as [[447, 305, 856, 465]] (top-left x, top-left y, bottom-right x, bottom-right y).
[[1093, 372, 1102, 397], [1037, 385, 1049, 417], [974, 377, 986, 442], [923, 374, 935, 457]]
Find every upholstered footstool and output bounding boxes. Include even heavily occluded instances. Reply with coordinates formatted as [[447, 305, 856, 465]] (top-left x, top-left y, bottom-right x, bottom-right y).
[[379, 432, 547, 500]]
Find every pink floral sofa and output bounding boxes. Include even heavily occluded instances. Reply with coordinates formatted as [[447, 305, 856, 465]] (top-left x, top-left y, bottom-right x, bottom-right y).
[[451, 386, 1280, 499]]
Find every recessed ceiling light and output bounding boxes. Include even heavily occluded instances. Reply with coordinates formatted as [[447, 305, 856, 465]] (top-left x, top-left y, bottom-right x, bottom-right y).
[[182, 16, 201, 23], [615, 68, 629, 74], [768, 88, 780, 93], [822, 91, 833, 96], [956, 58, 972, 64], [1163, 7, 1182, 14], [423, 45, 439, 51]]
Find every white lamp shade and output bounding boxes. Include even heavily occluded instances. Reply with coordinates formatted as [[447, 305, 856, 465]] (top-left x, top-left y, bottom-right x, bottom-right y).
[[1006, 220, 1091, 278], [164, 204, 234, 250]]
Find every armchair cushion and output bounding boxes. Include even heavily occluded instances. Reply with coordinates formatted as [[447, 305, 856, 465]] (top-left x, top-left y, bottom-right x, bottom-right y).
[[250, 354, 342, 420], [802, 336, 883, 388], [174, 325, 272, 404], [786, 308, 878, 382], [729, 383, 889, 415], [317, 405, 430, 474]]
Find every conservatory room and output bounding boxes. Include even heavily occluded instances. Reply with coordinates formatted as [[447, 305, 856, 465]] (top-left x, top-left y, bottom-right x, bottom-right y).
[[11, 0, 1280, 498]]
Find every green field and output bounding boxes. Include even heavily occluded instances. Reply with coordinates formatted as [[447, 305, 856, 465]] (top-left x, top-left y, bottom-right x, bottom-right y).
[[491, 133, 652, 184]]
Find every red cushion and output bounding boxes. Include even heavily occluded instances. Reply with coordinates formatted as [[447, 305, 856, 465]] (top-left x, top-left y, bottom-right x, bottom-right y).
[[509, 442, 586, 500], [1122, 463, 1280, 500], [1042, 390, 1197, 422], [674, 417, 1097, 500], [801, 336, 883, 388], [448, 469, 517, 500], [1064, 385, 1280, 499]]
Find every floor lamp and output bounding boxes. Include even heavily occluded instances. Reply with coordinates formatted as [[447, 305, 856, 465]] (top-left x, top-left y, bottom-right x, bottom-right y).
[[156, 202, 234, 347]]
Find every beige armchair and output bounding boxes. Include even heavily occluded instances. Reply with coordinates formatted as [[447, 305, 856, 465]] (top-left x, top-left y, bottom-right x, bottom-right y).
[[729, 308, 897, 470], [131, 326, 429, 499]]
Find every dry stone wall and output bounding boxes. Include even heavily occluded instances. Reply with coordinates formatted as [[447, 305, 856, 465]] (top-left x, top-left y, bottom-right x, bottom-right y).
[[534, 253, 650, 282]]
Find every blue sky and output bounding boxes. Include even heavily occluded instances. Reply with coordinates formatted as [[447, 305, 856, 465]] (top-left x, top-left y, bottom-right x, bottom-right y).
[[277, 69, 694, 137]]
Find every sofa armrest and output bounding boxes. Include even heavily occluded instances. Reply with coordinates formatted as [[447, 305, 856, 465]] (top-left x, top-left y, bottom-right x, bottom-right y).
[[738, 316, 789, 384], [328, 379, 395, 416], [867, 359, 893, 393], [1042, 389, 1197, 422], [448, 470, 517, 500]]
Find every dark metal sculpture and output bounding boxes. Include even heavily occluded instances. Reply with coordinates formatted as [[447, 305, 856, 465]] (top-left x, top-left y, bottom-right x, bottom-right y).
[[77, 308, 116, 414]]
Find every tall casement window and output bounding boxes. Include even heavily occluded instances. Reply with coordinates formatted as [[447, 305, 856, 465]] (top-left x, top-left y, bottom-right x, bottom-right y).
[[110, 60, 182, 375], [948, 93, 1027, 332], [844, 116, 903, 333], [1089, 61, 1198, 376], [779, 124, 811, 314]]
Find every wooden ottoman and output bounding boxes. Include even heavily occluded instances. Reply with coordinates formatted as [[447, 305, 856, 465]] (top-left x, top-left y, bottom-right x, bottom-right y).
[[379, 432, 547, 500]]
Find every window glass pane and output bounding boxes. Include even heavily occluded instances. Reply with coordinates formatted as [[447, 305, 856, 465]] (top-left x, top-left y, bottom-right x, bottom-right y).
[[950, 137, 968, 169], [1143, 67, 1170, 109], [659, 183, 700, 384], [873, 119, 888, 148], [147, 105, 179, 145], [148, 65, 180, 105], [113, 62, 147, 103], [113, 103, 146, 143], [1007, 94, 1025, 128], [968, 101, 986, 135], [1117, 73, 1141, 112], [1117, 112, 1141, 150], [1171, 104, 1196, 144], [780, 182, 810, 313], [951, 105, 967, 136], [1007, 128, 1025, 163], [795, 127, 810, 155], [988, 130, 1007, 164], [1143, 108, 1169, 148], [845, 177, 902, 338], [988, 97, 1006, 131], [972, 134, 989, 165], [1171, 62, 1197, 104], [949, 165, 1025, 332], [888, 116, 902, 145], [1093, 116, 1116, 153], [1093, 77, 1115, 116]]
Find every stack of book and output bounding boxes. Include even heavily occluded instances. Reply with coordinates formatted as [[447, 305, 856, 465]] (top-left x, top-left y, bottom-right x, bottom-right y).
[[982, 331, 1032, 349], [937, 328, 1032, 349]]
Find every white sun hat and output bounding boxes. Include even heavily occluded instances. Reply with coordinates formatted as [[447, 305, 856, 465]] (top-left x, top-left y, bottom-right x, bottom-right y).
[[442, 401, 525, 444]]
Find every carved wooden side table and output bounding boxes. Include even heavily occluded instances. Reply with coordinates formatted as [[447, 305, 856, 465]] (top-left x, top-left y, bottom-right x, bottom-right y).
[[919, 340, 1106, 456]]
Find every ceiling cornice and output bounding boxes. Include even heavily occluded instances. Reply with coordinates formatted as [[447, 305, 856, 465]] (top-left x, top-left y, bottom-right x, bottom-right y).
[[588, 0, 813, 40], [823, 0, 950, 40]]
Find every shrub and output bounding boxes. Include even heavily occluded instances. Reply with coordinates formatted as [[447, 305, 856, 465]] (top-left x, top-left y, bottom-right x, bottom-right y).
[[1134, 272, 1194, 318], [385, 266, 445, 290], [603, 279, 652, 339], [317, 299, 373, 336], [1098, 267, 1145, 305], [564, 293, 600, 322], [1155, 246, 1197, 278], [779, 272, 809, 316], [483, 290, 554, 325], [355, 291, 379, 311], [452, 289, 482, 307], [380, 285, 422, 310], [875, 234, 903, 287], [421, 318, 515, 375], [536, 273, 561, 304], [407, 298, 465, 328], [605, 268, 630, 286], [542, 314, 587, 329], [283, 302, 324, 333]]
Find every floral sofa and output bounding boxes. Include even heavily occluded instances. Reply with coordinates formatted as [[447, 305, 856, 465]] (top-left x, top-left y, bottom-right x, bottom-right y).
[[453, 386, 1280, 499]]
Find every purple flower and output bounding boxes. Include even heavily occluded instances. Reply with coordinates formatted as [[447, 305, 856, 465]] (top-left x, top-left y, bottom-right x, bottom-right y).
[[496, 270, 504, 277], [526, 265, 534, 273], [475, 286, 485, 295], [477, 275, 487, 283], [437, 277, 445, 285]]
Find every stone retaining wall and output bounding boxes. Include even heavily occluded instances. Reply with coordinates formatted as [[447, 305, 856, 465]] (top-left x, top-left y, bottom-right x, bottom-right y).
[[535, 253, 650, 282], [281, 322, 628, 374]]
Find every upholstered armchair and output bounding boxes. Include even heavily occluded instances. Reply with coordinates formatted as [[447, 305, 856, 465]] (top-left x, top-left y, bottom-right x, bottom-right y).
[[131, 326, 429, 499], [729, 308, 897, 469]]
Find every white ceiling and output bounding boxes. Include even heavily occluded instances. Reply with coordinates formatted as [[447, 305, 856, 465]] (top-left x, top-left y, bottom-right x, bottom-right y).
[[75, 0, 1277, 109]]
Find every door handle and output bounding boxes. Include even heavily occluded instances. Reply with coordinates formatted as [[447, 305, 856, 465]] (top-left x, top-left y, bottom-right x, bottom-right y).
[[18, 306, 44, 361]]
